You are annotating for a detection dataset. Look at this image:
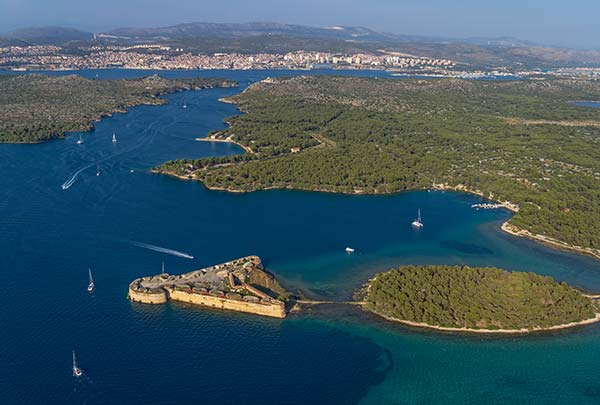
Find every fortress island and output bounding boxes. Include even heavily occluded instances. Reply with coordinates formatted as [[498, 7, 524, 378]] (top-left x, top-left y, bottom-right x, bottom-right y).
[[128, 256, 288, 318]]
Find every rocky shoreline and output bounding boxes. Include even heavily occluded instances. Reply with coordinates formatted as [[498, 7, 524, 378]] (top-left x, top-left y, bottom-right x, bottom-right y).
[[371, 311, 600, 334], [501, 222, 600, 260]]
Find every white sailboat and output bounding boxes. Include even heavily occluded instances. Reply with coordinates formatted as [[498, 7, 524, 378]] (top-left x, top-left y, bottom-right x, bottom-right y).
[[76, 135, 84, 145], [411, 208, 424, 228], [87, 268, 95, 292], [112, 133, 117, 143], [72, 350, 83, 377]]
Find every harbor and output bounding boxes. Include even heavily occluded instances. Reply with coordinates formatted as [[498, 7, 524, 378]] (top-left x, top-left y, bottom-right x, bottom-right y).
[[471, 203, 507, 210]]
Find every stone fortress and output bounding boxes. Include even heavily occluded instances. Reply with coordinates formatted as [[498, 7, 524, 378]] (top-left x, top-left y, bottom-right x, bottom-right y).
[[128, 256, 287, 318]]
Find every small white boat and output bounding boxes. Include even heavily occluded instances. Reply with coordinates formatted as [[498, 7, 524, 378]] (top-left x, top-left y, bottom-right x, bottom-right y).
[[96, 165, 100, 177], [112, 133, 117, 143], [76, 135, 84, 145], [183, 103, 187, 109], [87, 268, 95, 293], [411, 209, 424, 228], [72, 350, 83, 377], [345, 247, 355, 253]]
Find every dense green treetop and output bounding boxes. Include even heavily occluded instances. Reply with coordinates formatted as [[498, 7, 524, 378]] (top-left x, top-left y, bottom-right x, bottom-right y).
[[158, 76, 600, 253], [0, 74, 236, 143], [365, 265, 597, 330]]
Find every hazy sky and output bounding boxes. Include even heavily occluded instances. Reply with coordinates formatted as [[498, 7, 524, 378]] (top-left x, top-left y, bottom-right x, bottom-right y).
[[0, 0, 598, 48]]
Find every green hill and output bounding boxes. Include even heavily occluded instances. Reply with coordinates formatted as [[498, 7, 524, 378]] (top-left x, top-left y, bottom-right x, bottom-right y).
[[364, 265, 597, 331]]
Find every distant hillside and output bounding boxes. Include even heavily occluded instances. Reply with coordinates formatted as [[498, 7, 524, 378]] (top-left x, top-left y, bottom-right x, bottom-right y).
[[378, 42, 600, 68], [3, 22, 600, 68], [6, 26, 93, 45], [160, 35, 379, 55], [99, 22, 600, 68], [0, 37, 29, 47], [461, 36, 537, 47], [105, 22, 398, 42]]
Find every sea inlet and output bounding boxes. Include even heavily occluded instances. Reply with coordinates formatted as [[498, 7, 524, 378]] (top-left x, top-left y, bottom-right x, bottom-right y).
[[1, 69, 600, 404]]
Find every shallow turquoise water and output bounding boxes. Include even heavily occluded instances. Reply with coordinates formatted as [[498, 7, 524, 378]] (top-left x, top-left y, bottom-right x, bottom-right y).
[[1, 69, 600, 404]]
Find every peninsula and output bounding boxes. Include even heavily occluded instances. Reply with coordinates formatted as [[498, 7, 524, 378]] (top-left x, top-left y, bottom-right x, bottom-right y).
[[0, 74, 237, 143], [361, 265, 600, 333], [128, 256, 288, 318], [157, 75, 600, 259]]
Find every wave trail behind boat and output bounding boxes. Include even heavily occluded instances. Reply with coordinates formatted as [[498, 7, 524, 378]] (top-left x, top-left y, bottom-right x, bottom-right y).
[[129, 240, 194, 259]]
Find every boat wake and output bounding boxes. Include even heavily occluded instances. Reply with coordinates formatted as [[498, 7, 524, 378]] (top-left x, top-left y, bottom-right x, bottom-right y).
[[61, 163, 95, 189], [129, 240, 194, 259], [61, 116, 165, 190]]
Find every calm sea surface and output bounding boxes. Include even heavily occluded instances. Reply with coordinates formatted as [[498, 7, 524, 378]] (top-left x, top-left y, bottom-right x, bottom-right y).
[[1, 69, 600, 404]]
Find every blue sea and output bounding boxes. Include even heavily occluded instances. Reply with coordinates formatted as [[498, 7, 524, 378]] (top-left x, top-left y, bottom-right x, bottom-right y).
[[1, 69, 600, 404]]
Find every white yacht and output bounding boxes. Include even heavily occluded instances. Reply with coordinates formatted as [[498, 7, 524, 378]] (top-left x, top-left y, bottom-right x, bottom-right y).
[[76, 135, 84, 145], [72, 350, 83, 377], [345, 247, 355, 253], [112, 133, 117, 143], [87, 268, 95, 292], [411, 209, 424, 228]]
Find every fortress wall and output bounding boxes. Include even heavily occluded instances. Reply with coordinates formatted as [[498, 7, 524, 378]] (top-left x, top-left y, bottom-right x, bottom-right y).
[[168, 289, 285, 318], [128, 286, 169, 304]]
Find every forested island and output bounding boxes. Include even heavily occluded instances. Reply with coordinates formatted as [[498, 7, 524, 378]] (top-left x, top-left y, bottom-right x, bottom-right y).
[[0, 74, 236, 143], [157, 75, 600, 258], [361, 265, 599, 332]]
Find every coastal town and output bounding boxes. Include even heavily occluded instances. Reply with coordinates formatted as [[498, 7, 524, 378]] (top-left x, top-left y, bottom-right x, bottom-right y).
[[5, 44, 598, 79], [0, 43, 456, 72]]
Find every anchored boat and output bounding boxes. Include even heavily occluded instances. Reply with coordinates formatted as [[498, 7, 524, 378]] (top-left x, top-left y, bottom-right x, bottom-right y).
[[411, 208, 424, 228]]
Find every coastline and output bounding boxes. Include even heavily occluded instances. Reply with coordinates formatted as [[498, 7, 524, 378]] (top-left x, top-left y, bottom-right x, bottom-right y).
[[0, 99, 165, 144], [195, 136, 254, 154], [154, 78, 600, 263], [369, 311, 600, 334], [0, 78, 236, 145], [156, 167, 600, 262], [501, 222, 600, 260]]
